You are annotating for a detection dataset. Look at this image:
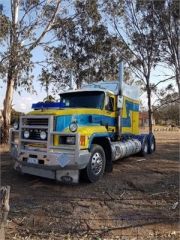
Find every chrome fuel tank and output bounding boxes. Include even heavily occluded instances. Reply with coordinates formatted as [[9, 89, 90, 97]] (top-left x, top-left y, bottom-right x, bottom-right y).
[[111, 139, 141, 161]]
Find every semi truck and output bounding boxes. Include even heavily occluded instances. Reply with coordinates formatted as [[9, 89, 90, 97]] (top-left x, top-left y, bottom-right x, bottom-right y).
[[9, 63, 156, 183]]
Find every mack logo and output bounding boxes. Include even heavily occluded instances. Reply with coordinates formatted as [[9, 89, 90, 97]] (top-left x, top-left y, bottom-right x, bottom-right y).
[[61, 175, 73, 183]]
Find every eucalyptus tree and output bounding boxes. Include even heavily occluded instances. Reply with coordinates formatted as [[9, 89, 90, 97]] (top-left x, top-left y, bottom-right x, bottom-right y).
[[153, 90, 179, 125], [103, 0, 161, 133], [153, 0, 180, 96], [0, 0, 61, 143], [40, 0, 122, 91]]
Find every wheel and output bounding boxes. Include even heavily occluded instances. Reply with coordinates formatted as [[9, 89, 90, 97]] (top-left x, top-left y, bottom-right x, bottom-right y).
[[139, 135, 148, 156], [148, 133, 156, 154], [82, 144, 106, 183]]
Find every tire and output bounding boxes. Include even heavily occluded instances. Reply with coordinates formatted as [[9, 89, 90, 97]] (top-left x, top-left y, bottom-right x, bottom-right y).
[[82, 144, 106, 183], [148, 134, 156, 154], [139, 135, 148, 157]]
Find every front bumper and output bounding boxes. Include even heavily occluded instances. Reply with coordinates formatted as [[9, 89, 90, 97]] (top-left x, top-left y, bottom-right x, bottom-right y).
[[13, 149, 90, 183], [9, 115, 91, 183]]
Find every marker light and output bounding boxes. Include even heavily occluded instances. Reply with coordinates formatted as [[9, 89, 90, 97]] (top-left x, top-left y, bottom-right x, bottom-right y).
[[40, 131, 47, 140], [13, 122, 19, 130], [80, 135, 86, 146], [24, 130, 30, 139]]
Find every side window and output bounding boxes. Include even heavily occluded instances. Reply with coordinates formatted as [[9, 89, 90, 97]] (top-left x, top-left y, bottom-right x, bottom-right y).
[[105, 96, 114, 112]]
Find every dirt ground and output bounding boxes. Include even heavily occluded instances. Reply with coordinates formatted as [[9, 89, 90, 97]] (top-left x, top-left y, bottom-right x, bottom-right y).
[[0, 130, 179, 240]]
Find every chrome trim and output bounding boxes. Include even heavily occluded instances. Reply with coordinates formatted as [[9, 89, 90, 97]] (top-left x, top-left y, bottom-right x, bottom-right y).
[[9, 115, 90, 179]]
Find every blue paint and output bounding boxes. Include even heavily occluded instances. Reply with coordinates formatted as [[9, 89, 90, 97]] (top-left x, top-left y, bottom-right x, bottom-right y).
[[54, 99, 139, 131], [32, 102, 65, 109], [32, 99, 139, 130], [121, 100, 139, 128], [55, 114, 116, 132], [88, 132, 115, 149]]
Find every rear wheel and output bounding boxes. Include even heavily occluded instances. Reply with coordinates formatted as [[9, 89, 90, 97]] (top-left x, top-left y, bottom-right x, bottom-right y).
[[139, 136, 148, 156], [82, 144, 106, 183], [148, 134, 156, 154]]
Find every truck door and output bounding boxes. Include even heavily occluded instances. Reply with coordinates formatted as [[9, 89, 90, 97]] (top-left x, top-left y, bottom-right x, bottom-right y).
[[132, 104, 139, 135], [104, 94, 116, 132]]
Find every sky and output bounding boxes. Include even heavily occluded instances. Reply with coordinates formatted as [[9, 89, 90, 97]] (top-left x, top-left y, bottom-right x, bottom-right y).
[[0, 0, 55, 112], [0, 0, 175, 113]]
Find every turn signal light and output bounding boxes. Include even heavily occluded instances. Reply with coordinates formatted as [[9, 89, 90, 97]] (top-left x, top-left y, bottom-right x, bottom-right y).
[[80, 135, 86, 146]]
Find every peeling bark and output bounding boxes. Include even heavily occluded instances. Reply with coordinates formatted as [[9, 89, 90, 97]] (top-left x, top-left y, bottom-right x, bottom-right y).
[[2, 70, 15, 143]]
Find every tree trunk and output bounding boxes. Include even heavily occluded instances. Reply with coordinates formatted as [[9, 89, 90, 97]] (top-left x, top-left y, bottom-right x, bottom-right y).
[[1, 0, 19, 144], [2, 71, 15, 144], [175, 70, 180, 97], [147, 85, 152, 133]]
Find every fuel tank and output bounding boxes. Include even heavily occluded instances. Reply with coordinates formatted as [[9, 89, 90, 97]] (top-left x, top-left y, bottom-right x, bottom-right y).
[[111, 139, 141, 161]]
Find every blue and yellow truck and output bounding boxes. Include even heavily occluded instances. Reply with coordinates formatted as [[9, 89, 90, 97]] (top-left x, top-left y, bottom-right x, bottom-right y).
[[10, 64, 155, 183]]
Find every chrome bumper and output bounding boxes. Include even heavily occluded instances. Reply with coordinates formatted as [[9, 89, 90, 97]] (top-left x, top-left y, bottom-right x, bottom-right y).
[[9, 115, 91, 183]]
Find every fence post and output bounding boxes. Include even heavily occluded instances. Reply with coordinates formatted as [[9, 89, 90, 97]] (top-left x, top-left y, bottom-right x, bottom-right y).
[[0, 186, 10, 240]]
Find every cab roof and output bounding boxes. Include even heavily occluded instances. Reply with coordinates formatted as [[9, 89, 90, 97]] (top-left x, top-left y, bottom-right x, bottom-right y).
[[60, 88, 114, 95], [60, 81, 119, 95], [60, 80, 140, 100]]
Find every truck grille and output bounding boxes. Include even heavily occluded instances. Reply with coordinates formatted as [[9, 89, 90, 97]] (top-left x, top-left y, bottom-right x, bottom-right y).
[[21, 117, 49, 141], [21, 129, 48, 141], [29, 130, 47, 140], [23, 118, 48, 126]]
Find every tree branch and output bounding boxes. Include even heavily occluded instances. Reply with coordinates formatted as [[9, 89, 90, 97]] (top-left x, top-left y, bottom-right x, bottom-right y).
[[153, 97, 180, 111], [28, 0, 61, 51], [19, 0, 46, 27], [153, 76, 175, 88]]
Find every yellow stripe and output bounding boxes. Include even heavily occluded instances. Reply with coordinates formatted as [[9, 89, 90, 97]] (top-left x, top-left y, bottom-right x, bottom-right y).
[[29, 108, 116, 118]]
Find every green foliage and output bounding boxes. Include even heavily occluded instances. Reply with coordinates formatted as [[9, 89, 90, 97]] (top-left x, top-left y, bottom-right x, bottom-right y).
[[0, 0, 61, 89], [103, 0, 176, 133], [153, 92, 179, 125], [0, 14, 10, 40], [11, 108, 24, 124], [1, 0, 61, 143], [39, 68, 53, 97], [156, 0, 180, 95], [137, 0, 180, 95], [40, 0, 123, 90]]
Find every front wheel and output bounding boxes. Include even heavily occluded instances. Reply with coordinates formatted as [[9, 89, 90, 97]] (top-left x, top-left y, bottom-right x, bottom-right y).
[[82, 144, 106, 183]]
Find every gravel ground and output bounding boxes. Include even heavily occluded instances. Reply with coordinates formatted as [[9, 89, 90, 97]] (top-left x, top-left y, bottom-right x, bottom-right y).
[[0, 130, 179, 240]]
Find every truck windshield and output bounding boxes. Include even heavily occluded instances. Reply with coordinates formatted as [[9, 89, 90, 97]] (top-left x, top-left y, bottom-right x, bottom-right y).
[[60, 91, 105, 109]]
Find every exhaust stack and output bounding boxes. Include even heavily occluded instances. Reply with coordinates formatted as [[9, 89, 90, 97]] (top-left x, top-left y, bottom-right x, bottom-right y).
[[117, 61, 124, 138], [118, 61, 123, 95]]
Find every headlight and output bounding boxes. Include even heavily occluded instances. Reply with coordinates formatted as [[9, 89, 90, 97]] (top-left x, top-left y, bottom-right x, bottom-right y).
[[13, 122, 19, 130], [24, 130, 30, 139], [40, 131, 47, 140], [69, 122, 78, 132], [66, 136, 75, 145]]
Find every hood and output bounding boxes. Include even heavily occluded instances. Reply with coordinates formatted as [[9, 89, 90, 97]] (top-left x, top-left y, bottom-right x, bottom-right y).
[[28, 108, 103, 116], [28, 108, 116, 132]]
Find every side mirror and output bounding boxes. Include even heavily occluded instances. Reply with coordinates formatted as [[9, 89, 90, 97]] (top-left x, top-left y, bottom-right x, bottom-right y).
[[117, 96, 123, 109]]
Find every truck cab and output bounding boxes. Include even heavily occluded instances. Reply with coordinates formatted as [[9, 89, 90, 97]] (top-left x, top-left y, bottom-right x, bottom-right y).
[[10, 81, 155, 183]]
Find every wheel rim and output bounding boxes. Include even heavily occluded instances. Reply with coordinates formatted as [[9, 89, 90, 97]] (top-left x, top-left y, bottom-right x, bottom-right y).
[[144, 143, 148, 153], [91, 152, 103, 175]]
